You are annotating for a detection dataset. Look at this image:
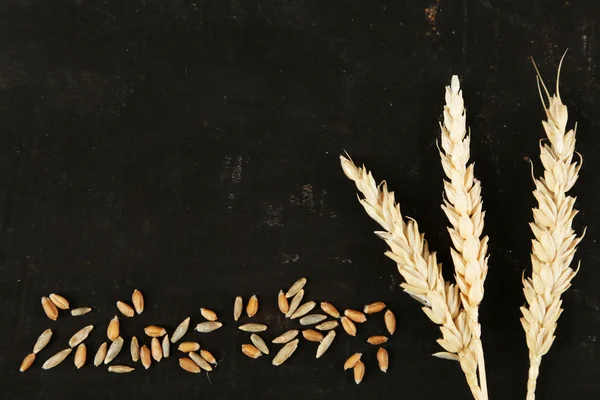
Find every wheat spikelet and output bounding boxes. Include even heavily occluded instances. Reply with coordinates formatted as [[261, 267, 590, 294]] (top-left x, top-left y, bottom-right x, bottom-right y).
[[340, 155, 481, 399], [439, 75, 489, 399], [522, 54, 584, 400]]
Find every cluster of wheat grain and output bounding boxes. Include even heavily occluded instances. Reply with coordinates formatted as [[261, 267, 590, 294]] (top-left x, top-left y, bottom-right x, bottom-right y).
[[521, 55, 584, 400], [341, 57, 584, 399]]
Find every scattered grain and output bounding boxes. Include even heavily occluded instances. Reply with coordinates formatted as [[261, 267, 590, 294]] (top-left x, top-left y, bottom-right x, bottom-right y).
[[144, 325, 167, 337], [94, 343, 107, 367], [195, 322, 223, 333], [290, 301, 316, 319], [49, 293, 70, 310], [285, 277, 307, 298], [69, 325, 94, 348], [107, 316, 120, 341], [19, 353, 35, 372], [42, 348, 72, 370], [272, 339, 299, 366], [364, 302, 386, 314], [200, 308, 218, 321], [178, 342, 201, 352], [272, 330, 299, 344], [377, 347, 389, 373], [344, 309, 367, 323], [238, 323, 267, 333], [104, 336, 124, 364], [33, 329, 53, 354], [171, 317, 190, 343], [132, 289, 144, 314], [74, 343, 86, 369], [302, 329, 323, 343], [341, 317, 357, 336], [316, 331, 336, 359], [41, 297, 58, 321], [116, 301, 135, 318], [320, 302, 340, 319]]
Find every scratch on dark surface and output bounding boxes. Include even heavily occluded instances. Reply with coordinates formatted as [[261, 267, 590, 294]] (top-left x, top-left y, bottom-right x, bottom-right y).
[[220, 156, 243, 207], [262, 204, 283, 227], [277, 252, 300, 264]]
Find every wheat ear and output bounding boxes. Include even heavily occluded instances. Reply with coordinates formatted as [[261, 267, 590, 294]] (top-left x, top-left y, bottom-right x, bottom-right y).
[[340, 156, 483, 400], [522, 54, 584, 400], [439, 76, 489, 400]]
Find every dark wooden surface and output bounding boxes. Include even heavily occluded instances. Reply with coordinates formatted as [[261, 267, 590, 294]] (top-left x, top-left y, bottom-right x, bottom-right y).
[[1, 1, 599, 399]]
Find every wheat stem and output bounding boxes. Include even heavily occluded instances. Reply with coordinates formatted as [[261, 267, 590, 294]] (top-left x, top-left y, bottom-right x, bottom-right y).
[[340, 155, 481, 399], [522, 53, 583, 400], [439, 75, 489, 400]]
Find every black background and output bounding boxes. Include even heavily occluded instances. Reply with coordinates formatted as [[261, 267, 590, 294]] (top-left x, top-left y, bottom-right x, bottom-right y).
[[1, 1, 599, 399]]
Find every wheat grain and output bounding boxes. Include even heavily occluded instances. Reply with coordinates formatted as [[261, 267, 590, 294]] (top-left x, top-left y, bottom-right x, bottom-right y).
[[151, 337, 163, 362], [108, 365, 135, 373], [179, 357, 200, 373], [41, 296, 58, 321], [69, 325, 94, 348], [74, 343, 86, 369], [241, 344, 262, 359], [353, 360, 365, 384], [364, 302, 386, 314], [367, 335, 388, 345], [439, 74, 489, 400], [49, 293, 70, 310], [140, 345, 151, 369], [200, 308, 218, 321], [315, 321, 339, 331], [340, 317, 357, 337], [290, 301, 316, 319], [71, 307, 92, 316], [377, 347, 389, 372], [116, 301, 135, 318], [247, 295, 258, 317], [200, 350, 217, 365], [286, 289, 304, 318], [94, 342, 107, 366], [162, 335, 170, 358], [285, 277, 307, 298], [104, 336, 124, 364], [320, 302, 341, 319], [145, 325, 167, 337], [302, 329, 324, 343], [19, 353, 36, 372], [316, 331, 336, 358], [344, 353, 362, 370], [171, 317, 190, 343], [132, 289, 144, 314], [33, 329, 53, 354], [299, 314, 327, 326], [190, 352, 213, 371], [272, 339, 299, 366], [278, 290, 289, 314], [344, 309, 367, 323], [131, 336, 140, 362], [384, 309, 396, 335], [251, 334, 270, 355], [107, 316, 120, 341], [195, 322, 223, 333], [178, 342, 201, 352], [238, 323, 267, 333], [189, 351, 213, 371], [42, 348, 72, 370], [272, 330, 299, 344], [521, 55, 584, 400], [340, 154, 479, 398], [234, 296, 243, 321]]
